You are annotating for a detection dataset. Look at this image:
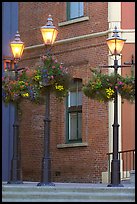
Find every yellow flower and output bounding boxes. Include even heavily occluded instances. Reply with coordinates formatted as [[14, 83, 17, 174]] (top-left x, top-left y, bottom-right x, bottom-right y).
[[105, 88, 114, 98], [22, 93, 29, 97], [55, 85, 64, 91], [18, 81, 25, 85], [34, 75, 41, 81]]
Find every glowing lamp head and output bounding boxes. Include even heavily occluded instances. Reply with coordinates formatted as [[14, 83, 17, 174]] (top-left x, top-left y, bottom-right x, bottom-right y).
[[10, 31, 24, 60], [106, 26, 126, 56], [40, 14, 58, 45]]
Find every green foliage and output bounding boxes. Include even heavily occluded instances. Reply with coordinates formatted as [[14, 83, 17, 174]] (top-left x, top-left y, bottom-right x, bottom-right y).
[[2, 69, 42, 105], [82, 69, 135, 103], [33, 55, 72, 100], [2, 55, 72, 104]]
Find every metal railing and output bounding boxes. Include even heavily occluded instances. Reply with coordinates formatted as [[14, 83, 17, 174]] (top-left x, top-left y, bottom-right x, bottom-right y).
[[107, 149, 135, 182]]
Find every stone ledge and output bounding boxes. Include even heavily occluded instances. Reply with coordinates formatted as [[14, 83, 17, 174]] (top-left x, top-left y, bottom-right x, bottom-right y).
[[57, 142, 88, 148], [58, 16, 89, 27]]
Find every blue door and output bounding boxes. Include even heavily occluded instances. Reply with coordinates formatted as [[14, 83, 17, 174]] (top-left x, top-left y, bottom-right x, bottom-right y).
[[2, 2, 18, 181]]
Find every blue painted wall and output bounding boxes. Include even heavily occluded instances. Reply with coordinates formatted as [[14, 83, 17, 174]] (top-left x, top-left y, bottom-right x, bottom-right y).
[[2, 2, 18, 181]]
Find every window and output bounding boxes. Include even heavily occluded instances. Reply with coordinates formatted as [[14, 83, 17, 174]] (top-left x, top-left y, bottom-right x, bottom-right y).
[[66, 79, 82, 143], [67, 2, 84, 20]]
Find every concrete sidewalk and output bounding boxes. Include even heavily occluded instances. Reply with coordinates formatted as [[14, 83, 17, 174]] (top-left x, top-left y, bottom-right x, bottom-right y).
[[2, 181, 135, 202]]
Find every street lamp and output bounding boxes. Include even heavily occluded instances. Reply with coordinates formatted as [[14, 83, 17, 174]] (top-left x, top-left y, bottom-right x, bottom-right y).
[[37, 15, 58, 186], [7, 31, 24, 184], [40, 14, 58, 46], [106, 26, 126, 187]]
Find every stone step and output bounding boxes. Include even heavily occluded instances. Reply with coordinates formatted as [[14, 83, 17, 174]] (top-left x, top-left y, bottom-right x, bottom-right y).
[[2, 191, 134, 199], [2, 198, 135, 202], [2, 184, 135, 193], [2, 182, 135, 202]]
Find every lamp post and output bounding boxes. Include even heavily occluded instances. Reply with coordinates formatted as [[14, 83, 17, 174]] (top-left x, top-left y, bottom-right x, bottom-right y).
[[7, 31, 24, 184], [106, 26, 126, 187], [37, 15, 58, 186]]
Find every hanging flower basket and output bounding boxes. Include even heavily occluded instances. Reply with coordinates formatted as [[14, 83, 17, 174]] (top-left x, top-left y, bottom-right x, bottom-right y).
[[2, 68, 43, 105], [82, 69, 135, 103], [31, 55, 72, 100], [2, 55, 72, 104]]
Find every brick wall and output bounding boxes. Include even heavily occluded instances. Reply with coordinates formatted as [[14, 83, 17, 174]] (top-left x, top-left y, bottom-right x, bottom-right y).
[[19, 2, 109, 183]]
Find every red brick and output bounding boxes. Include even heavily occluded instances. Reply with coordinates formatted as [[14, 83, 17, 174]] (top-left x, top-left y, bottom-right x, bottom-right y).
[[19, 2, 109, 183]]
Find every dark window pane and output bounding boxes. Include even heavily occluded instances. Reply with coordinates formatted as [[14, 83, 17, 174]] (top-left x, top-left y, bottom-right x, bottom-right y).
[[78, 112, 82, 139], [68, 112, 82, 140], [66, 78, 82, 143], [68, 92, 77, 107], [69, 112, 77, 140], [77, 91, 82, 106]]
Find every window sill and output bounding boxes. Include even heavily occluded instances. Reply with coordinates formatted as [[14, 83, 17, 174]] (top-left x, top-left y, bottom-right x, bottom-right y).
[[57, 142, 88, 149], [58, 16, 89, 27]]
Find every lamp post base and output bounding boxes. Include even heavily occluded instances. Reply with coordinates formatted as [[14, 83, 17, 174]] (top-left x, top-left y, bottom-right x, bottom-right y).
[[37, 182, 55, 186], [107, 183, 124, 187], [8, 158, 23, 185], [107, 159, 124, 187]]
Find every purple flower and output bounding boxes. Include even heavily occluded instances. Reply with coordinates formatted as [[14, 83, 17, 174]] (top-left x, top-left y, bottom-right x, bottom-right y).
[[115, 86, 118, 89], [118, 81, 123, 85]]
